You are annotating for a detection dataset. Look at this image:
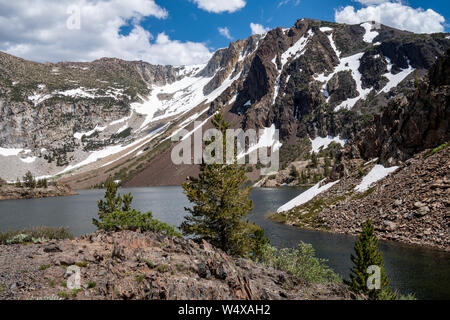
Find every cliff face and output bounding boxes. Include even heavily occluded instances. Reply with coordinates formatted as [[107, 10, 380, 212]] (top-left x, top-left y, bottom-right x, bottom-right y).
[[336, 49, 450, 170], [0, 19, 449, 186], [0, 231, 352, 300]]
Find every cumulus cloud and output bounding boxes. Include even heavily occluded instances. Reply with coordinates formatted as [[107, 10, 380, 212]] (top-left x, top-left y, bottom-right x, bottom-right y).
[[335, 1, 445, 34], [190, 0, 246, 13], [250, 23, 270, 35], [0, 0, 212, 66]]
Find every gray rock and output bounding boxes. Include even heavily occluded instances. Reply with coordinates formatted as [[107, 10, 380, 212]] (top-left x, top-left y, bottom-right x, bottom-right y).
[[393, 200, 403, 207], [383, 221, 398, 232], [414, 202, 426, 209], [417, 206, 431, 217]]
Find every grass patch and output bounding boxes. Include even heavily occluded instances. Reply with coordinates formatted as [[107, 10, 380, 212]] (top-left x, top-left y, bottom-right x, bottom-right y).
[[0, 226, 73, 245], [71, 288, 83, 297], [57, 291, 69, 299], [75, 261, 88, 268], [135, 274, 145, 284], [270, 194, 349, 230], [139, 258, 156, 269], [350, 187, 376, 200], [87, 281, 97, 289], [156, 264, 169, 273], [39, 264, 51, 271], [425, 143, 449, 158], [256, 243, 341, 284]]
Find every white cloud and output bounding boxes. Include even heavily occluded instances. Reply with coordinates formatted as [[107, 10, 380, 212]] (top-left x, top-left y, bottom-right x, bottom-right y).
[[335, 2, 445, 34], [250, 23, 270, 35], [0, 0, 212, 66], [190, 0, 246, 13], [218, 27, 233, 40]]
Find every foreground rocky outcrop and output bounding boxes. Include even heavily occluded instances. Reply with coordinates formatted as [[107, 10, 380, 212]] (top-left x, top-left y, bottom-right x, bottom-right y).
[[0, 231, 352, 300], [0, 183, 76, 201]]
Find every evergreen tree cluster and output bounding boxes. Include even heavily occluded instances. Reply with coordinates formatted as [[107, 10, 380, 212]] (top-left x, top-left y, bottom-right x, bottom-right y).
[[93, 181, 181, 237]]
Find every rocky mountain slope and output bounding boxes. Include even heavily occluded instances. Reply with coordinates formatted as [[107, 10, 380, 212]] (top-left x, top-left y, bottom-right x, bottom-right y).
[[273, 50, 450, 251], [0, 19, 449, 187], [0, 231, 352, 300]]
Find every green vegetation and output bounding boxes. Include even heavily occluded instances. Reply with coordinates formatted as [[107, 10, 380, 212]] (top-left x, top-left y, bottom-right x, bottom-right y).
[[257, 243, 340, 284], [0, 226, 73, 245], [345, 220, 396, 300], [93, 181, 181, 237], [87, 281, 97, 289], [181, 112, 268, 258], [425, 143, 449, 158], [135, 274, 145, 284], [23, 171, 36, 189], [39, 264, 51, 271], [156, 264, 170, 273], [75, 261, 88, 268], [139, 258, 156, 269]]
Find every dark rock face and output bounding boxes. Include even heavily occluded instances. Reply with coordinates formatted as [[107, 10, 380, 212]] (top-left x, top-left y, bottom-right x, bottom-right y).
[[359, 52, 388, 90], [340, 49, 450, 166], [327, 71, 358, 105]]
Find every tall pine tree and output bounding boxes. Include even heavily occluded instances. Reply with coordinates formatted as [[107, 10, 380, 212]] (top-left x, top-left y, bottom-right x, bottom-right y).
[[181, 112, 267, 257], [345, 220, 395, 300]]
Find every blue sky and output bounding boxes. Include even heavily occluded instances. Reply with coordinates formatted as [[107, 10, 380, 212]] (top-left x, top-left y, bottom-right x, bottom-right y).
[[0, 0, 448, 65], [133, 0, 450, 52]]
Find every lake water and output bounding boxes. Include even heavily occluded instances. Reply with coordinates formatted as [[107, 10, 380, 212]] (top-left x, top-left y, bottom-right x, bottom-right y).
[[0, 187, 449, 300]]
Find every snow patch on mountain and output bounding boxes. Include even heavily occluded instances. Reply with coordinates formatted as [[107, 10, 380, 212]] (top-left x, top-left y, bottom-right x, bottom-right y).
[[238, 124, 282, 159], [74, 125, 107, 140], [360, 22, 379, 43], [354, 165, 399, 192], [315, 52, 371, 110], [310, 135, 347, 154], [379, 57, 415, 93], [277, 179, 340, 213]]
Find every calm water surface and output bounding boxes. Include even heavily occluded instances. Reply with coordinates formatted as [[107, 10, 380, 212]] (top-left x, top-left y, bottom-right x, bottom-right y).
[[0, 187, 449, 300]]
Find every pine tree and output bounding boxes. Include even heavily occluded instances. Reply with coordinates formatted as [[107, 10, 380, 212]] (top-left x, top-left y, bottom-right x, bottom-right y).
[[290, 165, 299, 180], [311, 152, 318, 168], [23, 171, 36, 189], [96, 180, 130, 219], [181, 112, 268, 257], [345, 220, 395, 300]]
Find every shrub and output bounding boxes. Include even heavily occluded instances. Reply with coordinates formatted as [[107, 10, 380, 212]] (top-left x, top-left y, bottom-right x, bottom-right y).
[[93, 182, 181, 237], [87, 281, 97, 289], [156, 264, 169, 273], [256, 243, 340, 284], [36, 178, 48, 189]]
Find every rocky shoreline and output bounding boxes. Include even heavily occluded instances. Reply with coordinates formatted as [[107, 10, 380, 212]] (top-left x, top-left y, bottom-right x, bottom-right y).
[[0, 231, 353, 300], [0, 184, 76, 201], [273, 146, 450, 252]]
